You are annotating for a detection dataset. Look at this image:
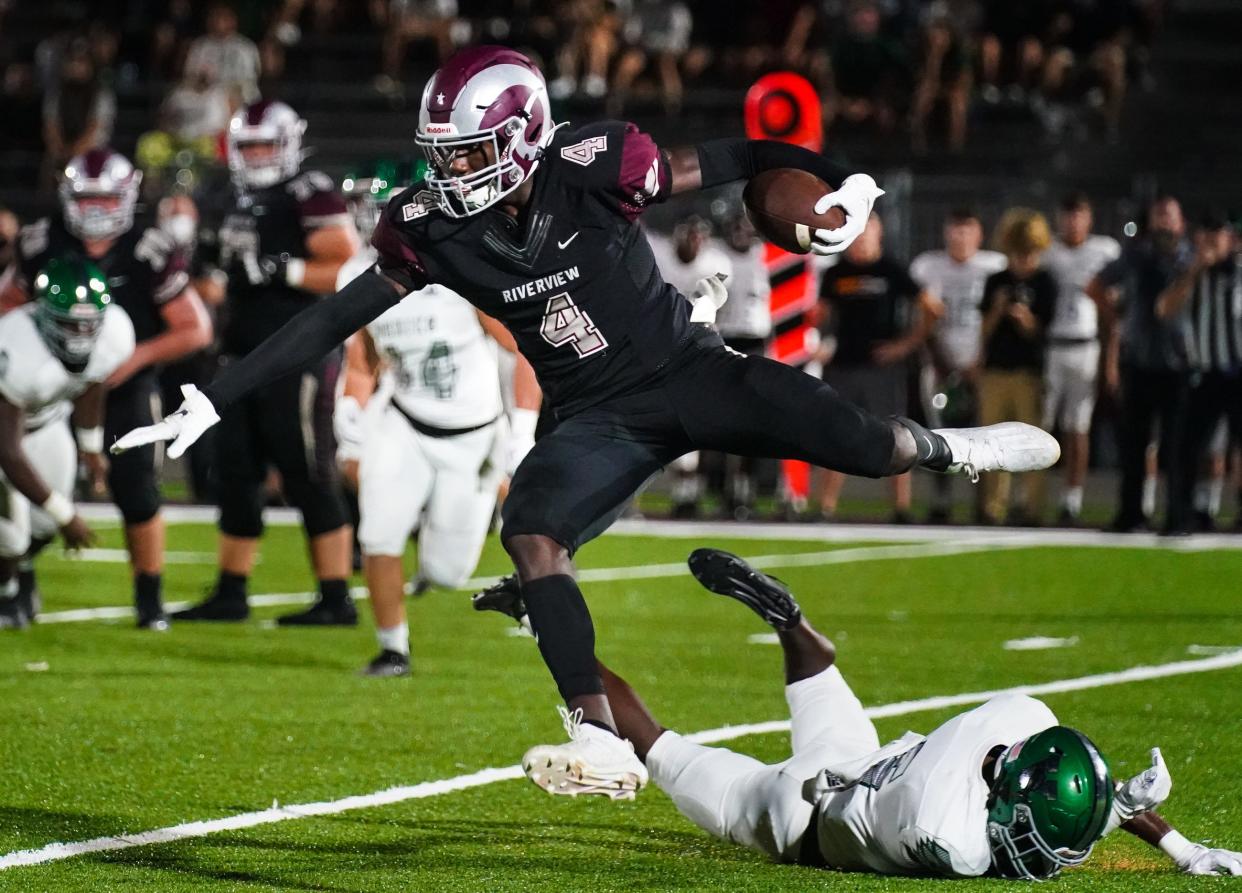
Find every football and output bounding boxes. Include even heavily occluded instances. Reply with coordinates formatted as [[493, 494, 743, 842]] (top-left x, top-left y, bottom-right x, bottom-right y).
[[743, 168, 845, 254]]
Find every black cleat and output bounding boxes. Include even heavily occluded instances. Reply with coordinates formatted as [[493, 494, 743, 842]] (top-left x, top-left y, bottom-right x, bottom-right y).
[[277, 596, 358, 626], [173, 590, 250, 622], [687, 548, 803, 630], [0, 595, 30, 630], [15, 575, 40, 622], [136, 591, 170, 631], [471, 575, 525, 622], [359, 649, 410, 677]]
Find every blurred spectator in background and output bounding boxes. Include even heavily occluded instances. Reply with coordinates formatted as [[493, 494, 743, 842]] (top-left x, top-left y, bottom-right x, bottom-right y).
[[649, 215, 732, 517], [374, 0, 462, 94], [1156, 213, 1241, 532], [1042, 191, 1120, 524], [608, 0, 694, 116], [816, 213, 938, 523], [911, 208, 1007, 522], [715, 212, 772, 519], [150, 0, 198, 81], [826, 0, 911, 136], [978, 0, 1049, 103], [1041, 0, 1130, 135], [1090, 194, 1192, 533], [977, 208, 1056, 525], [136, 65, 230, 194], [41, 40, 117, 188], [910, 0, 974, 153], [185, 2, 262, 107], [0, 62, 43, 152], [549, 0, 624, 100]]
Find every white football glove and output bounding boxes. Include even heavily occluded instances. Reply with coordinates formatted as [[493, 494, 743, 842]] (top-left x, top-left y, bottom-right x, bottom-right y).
[[110, 384, 220, 460], [689, 273, 729, 324], [506, 408, 539, 477], [811, 173, 885, 256], [1104, 747, 1173, 835], [334, 395, 365, 464], [1161, 830, 1242, 876]]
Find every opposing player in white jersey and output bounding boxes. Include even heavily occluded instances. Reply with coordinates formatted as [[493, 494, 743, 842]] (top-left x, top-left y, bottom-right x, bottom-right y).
[[647, 215, 733, 517], [910, 208, 1007, 522], [475, 550, 1242, 879], [336, 162, 541, 676], [0, 258, 135, 628], [1043, 193, 1121, 524]]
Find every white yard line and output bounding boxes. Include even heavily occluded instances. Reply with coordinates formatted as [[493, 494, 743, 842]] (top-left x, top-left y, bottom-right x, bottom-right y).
[[75, 503, 1242, 551], [4, 647, 1240, 871], [34, 541, 1013, 626], [71, 549, 218, 565]]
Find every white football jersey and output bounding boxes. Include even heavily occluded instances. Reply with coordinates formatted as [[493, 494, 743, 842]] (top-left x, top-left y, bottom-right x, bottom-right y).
[[717, 242, 772, 340], [910, 249, 1008, 371], [0, 304, 135, 430], [814, 694, 1058, 878], [647, 232, 733, 301], [340, 248, 502, 428], [1044, 236, 1121, 340]]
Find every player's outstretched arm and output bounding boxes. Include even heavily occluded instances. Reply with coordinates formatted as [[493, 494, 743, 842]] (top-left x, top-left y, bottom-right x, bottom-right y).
[[112, 269, 405, 458], [1124, 811, 1242, 876], [665, 139, 884, 255]]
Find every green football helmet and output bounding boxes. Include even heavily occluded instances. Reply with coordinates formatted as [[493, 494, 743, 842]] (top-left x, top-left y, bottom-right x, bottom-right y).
[[987, 726, 1114, 880], [32, 256, 112, 370], [342, 158, 428, 243]]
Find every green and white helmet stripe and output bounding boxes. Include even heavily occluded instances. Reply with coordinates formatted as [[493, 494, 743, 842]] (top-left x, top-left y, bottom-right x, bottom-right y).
[[341, 159, 428, 243]]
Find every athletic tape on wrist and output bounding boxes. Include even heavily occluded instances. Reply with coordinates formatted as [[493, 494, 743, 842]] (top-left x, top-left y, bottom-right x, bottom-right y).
[[285, 257, 307, 288], [75, 426, 105, 454], [1159, 829, 1194, 864], [41, 491, 76, 527]]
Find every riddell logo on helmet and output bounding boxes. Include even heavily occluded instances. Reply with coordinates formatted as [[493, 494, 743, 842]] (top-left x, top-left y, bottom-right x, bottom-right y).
[[423, 123, 457, 136]]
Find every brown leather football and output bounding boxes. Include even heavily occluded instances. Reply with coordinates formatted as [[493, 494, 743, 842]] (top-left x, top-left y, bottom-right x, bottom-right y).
[[742, 168, 844, 255]]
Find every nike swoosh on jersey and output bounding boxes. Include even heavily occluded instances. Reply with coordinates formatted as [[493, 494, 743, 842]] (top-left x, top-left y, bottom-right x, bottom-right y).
[[557, 233, 579, 250]]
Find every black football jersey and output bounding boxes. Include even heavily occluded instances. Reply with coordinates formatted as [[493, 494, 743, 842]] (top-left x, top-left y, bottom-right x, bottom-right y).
[[17, 213, 189, 394], [217, 170, 350, 356], [371, 121, 698, 416]]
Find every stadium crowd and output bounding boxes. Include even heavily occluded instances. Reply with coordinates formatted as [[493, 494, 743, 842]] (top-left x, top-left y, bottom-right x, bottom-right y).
[[0, 2, 1235, 647]]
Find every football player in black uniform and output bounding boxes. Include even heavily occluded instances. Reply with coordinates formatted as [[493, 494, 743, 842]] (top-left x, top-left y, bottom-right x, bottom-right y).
[[116, 47, 1059, 796], [170, 100, 361, 626], [7, 149, 212, 630]]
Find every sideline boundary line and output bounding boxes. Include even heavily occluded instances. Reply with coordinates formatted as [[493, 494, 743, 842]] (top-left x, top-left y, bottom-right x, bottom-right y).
[[3, 648, 1241, 870], [35, 540, 1017, 626]]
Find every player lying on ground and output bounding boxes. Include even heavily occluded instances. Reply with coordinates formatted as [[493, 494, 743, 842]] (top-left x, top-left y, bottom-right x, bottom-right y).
[[0, 258, 135, 629], [474, 550, 1242, 879], [113, 45, 1060, 800]]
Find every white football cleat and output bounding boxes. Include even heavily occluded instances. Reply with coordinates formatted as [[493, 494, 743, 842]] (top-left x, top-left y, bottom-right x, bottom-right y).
[[933, 422, 1061, 482], [522, 706, 649, 801]]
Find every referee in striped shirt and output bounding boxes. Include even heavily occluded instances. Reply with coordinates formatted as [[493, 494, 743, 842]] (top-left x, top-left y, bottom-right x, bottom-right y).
[[1156, 213, 1241, 532]]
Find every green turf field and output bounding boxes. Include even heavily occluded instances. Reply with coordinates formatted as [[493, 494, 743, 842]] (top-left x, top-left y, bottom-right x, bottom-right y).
[[2, 521, 1241, 891]]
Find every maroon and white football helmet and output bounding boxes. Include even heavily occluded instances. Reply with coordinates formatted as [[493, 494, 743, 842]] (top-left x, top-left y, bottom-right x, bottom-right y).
[[59, 148, 142, 241], [415, 46, 558, 218], [227, 100, 307, 190]]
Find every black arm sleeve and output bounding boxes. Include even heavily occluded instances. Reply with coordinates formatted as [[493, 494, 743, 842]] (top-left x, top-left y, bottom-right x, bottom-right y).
[[695, 139, 857, 191], [202, 269, 403, 410]]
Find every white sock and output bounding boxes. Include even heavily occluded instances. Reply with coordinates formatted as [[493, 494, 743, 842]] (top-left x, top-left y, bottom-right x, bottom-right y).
[[1142, 476, 1158, 518], [1062, 486, 1083, 516], [376, 622, 409, 656]]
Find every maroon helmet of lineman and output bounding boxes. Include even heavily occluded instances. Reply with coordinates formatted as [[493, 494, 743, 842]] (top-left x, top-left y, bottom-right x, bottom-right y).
[[227, 100, 307, 190], [59, 148, 142, 242], [415, 46, 557, 218]]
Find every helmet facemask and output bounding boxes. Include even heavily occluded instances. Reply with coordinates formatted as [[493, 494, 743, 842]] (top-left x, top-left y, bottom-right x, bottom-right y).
[[227, 103, 306, 191], [32, 261, 111, 371], [60, 169, 141, 242], [418, 115, 535, 218]]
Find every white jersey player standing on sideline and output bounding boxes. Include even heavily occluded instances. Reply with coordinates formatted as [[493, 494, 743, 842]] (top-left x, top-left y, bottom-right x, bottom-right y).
[[335, 163, 541, 677], [910, 208, 1007, 523], [647, 215, 732, 518], [475, 550, 1242, 879], [0, 258, 135, 628], [1043, 192, 1120, 525]]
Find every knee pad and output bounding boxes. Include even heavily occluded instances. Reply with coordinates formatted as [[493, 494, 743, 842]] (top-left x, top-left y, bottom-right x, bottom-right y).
[[282, 475, 349, 538], [218, 483, 265, 539], [108, 446, 161, 525]]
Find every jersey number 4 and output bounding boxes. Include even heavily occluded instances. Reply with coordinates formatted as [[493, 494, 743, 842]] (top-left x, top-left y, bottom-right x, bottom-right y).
[[540, 293, 608, 358]]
